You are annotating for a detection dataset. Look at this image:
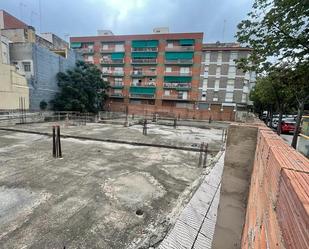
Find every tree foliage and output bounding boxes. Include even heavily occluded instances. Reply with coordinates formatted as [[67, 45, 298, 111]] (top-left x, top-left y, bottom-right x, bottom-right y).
[[51, 61, 109, 113], [236, 0, 309, 72]]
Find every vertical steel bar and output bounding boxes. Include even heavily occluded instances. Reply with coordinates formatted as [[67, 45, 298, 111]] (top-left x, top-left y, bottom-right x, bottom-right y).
[[52, 126, 56, 157], [57, 126, 62, 158]]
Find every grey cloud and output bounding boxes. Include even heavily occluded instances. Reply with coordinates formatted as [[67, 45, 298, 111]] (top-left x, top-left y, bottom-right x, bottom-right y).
[[0, 0, 253, 42]]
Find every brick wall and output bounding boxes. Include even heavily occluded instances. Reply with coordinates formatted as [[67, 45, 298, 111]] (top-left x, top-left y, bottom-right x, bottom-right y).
[[107, 102, 236, 121], [241, 127, 309, 249]]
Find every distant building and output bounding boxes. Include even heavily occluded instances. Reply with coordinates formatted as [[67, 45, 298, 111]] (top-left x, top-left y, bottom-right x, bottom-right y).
[[70, 32, 255, 120], [0, 34, 29, 110], [200, 43, 256, 111], [10, 43, 80, 110], [70, 31, 205, 118], [0, 9, 80, 110]]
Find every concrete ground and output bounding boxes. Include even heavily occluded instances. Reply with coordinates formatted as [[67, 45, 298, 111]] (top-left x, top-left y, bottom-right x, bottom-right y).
[[0, 122, 223, 249]]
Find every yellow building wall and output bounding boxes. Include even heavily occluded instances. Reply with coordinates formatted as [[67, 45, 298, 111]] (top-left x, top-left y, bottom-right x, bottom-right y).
[[0, 63, 29, 109]]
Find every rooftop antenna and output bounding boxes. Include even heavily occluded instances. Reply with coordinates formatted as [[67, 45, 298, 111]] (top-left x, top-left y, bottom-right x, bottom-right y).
[[222, 19, 226, 42]]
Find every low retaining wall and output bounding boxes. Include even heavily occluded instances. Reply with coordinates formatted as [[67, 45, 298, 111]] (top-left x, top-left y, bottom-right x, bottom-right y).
[[109, 102, 236, 121], [212, 124, 309, 249], [241, 127, 309, 249]]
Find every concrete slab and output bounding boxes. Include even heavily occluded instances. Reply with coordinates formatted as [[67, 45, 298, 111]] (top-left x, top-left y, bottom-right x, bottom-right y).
[[0, 122, 223, 248]]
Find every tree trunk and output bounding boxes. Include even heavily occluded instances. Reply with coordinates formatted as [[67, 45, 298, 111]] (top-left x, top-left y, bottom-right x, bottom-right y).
[[291, 101, 304, 149], [277, 108, 283, 135], [269, 106, 273, 128]]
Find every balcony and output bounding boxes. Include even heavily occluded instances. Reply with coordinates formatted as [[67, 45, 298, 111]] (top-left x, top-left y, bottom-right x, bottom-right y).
[[102, 70, 124, 76], [162, 95, 189, 100], [129, 86, 156, 99], [131, 47, 158, 52], [131, 58, 157, 64], [81, 48, 94, 54], [164, 71, 192, 76], [100, 59, 124, 65], [110, 84, 124, 89], [100, 48, 125, 53], [165, 46, 194, 51], [110, 93, 124, 98], [165, 59, 193, 65], [163, 82, 192, 90], [131, 70, 157, 77]]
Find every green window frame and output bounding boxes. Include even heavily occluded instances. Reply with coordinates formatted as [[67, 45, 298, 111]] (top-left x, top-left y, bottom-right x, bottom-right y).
[[164, 76, 192, 83], [111, 52, 125, 59], [130, 86, 156, 95]]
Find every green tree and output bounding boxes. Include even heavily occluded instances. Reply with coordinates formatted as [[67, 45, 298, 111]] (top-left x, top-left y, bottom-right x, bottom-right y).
[[236, 0, 309, 72], [51, 61, 109, 113], [236, 0, 309, 147]]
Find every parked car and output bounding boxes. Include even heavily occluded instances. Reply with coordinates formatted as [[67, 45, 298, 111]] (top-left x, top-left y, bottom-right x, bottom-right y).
[[281, 118, 296, 133], [272, 118, 279, 128]]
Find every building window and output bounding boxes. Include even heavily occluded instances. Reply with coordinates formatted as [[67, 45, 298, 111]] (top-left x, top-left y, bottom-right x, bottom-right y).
[[102, 44, 108, 50], [228, 66, 236, 78], [214, 79, 220, 91], [167, 42, 173, 48], [226, 79, 234, 92], [103, 77, 108, 81], [164, 90, 170, 96], [230, 52, 238, 64], [114, 78, 123, 85], [115, 44, 124, 51], [87, 55, 93, 62], [204, 66, 209, 77], [225, 92, 233, 102], [180, 67, 190, 74], [204, 52, 210, 64], [201, 90, 207, 101], [114, 89, 122, 94], [242, 93, 247, 103], [22, 62, 31, 72], [217, 52, 222, 64], [102, 67, 109, 73], [213, 92, 218, 102], [203, 79, 208, 89], [215, 66, 221, 77], [165, 67, 172, 72]]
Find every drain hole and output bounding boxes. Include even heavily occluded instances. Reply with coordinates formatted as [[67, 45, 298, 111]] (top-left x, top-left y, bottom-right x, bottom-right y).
[[136, 209, 144, 216]]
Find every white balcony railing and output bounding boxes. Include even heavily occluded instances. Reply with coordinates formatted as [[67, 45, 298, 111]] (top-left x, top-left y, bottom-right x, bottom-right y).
[[163, 83, 191, 89], [165, 46, 194, 51], [131, 47, 158, 52], [100, 59, 124, 64], [81, 48, 94, 54], [164, 71, 191, 76], [100, 48, 125, 53], [131, 70, 156, 76], [165, 59, 193, 64], [131, 58, 157, 64]]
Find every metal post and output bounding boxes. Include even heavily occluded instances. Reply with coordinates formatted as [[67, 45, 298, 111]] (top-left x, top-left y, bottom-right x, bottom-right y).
[[132, 113, 134, 120], [198, 142, 204, 167], [209, 115, 212, 123], [222, 129, 224, 142], [57, 126, 62, 158], [23, 97, 26, 123], [224, 129, 227, 143], [203, 144, 208, 168], [52, 126, 56, 157], [173, 118, 177, 129]]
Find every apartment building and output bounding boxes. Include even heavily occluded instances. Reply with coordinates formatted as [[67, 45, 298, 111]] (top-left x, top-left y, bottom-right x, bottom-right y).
[[199, 43, 256, 112], [70, 31, 203, 115], [0, 10, 80, 110], [0, 34, 29, 110]]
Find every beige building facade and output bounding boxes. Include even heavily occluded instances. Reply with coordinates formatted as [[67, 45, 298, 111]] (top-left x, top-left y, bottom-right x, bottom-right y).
[[0, 34, 29, 110]]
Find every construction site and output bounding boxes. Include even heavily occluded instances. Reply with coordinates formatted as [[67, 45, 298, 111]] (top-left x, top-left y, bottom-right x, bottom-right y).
[[0, 111, 308, 249]]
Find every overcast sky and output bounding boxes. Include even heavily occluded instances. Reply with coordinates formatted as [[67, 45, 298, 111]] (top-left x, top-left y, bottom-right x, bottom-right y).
[[0, 0, 253, 42]]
